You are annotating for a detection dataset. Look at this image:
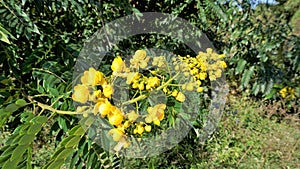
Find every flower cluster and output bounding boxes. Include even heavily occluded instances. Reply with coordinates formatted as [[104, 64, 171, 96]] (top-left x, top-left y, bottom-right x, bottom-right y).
[[72, 49, 227, 152], [279, 87, 295, 99]]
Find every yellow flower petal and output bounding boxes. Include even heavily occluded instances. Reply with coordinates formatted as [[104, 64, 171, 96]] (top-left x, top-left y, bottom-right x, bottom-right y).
[[103, 84, 114, 98], [72, 84, 89, 104], [136, 124, 144, 135], [108, 111, 123, 126], [126, 110, 139, 122], [108, 128, 125, 142], [98, 101, 112, 117], [176, 92, 185, 102], [81, 68, 105, 86], [111, 56, 125, 73], [145, 125, 152, 132]]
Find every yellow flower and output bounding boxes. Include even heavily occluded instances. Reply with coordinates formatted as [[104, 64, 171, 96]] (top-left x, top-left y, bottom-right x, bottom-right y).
[[135, 123, 144, 135], [123, 120, 131, 128], [108, 106, 123, 126], [220, 61, 227, 68], [219, 54, 226, 58], [206, 48, 213, 54], [138, 83, 145, 90], [72, 84, 90, 104], [176, 92, 185, 102], [126, 72, 140, 84], [103, 84, 114, 98], [153, 120, 160, 126], [93, 98, 106, 115], [126, 110, 139, 122], [215, 69, 222, 78], [171, 90, 178, 97], [197, 87, 204, 93], [130, 50, 150, 69], [133, 50, 147, 60], [279, 87, 287, 98], [199, 72, 207, 80], [89, 90, 102, 102], [145, 104, 166, 125], [145, 125, 152, 132], [108, 128, 125, 142], [146, 77, 160, 90], [152, 56, 165, 67], [163, 87, 169, 94], [81, 68, 106, 86], [209, 74, 217, 81], [111, 56, 125, 73], [196, 80, 201, 85], [190, 68, 198, 75], [185, 82, 194, 91], [98, 100, 112, 117], [132, 80, 139, 89]]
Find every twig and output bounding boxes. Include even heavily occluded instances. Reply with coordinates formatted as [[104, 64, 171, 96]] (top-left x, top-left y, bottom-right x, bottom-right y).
[[237, 144, 253, 165]]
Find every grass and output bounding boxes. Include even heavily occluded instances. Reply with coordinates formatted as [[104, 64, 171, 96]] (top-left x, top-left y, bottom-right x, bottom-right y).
[[122, 94, 300, 168], [1, 94, 299, 168]]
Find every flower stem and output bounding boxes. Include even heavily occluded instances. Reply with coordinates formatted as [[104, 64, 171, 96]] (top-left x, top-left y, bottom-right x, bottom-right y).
[[122, 94, 147, 105], [37, 102, 80, 115], [156, 72, 180, 91]]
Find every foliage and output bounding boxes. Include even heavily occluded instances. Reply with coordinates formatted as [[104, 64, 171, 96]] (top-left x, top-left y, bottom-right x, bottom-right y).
[[0, 0, 299, 168]]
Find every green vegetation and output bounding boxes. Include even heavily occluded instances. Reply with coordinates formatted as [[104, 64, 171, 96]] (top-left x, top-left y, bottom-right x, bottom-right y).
[[0, 0, 299, 168]]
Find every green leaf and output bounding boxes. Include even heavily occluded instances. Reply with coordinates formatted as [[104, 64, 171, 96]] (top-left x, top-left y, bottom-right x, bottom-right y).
[[235, 59, 247, 75], [59, 135, 75, 147], [0, 109, 11, 127], [30, 116, 48, 124], [10, 144, 27, 160], [18, 134, 35, 145], [68, 125, 81, 135], [5, 103, 19, 113], [264, 89, 277, 99], [65, 136, 81, 148], [0, 154, 11, 164], [0, 31, 10, 44], [15, 99, 27, 107], [241, 66, 254, 89], [44, 159, 64, 169], [57, 116, 68, 131], [2, 158, 18, 169], [27, 123, 42, 134], [55, 148, 73, 160]]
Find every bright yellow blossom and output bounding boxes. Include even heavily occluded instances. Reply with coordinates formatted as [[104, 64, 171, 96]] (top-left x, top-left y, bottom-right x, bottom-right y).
[[72, 84, 89, 104], [152, 56, 165, 67], [130, 50, 150, 69], [171, 90, 178, 97], [98, 100, 112, 117], [103, 84, 114, 98], [108, 106, 123, 126], [199, 72, 207, 80], [81, 68, 106, 86], [279, 87, 287, 98], [146, 76, 160, 90], [176, 92, 185, 102], [138, 83, 145, 90], [126, 72, 140, 84], [126, 110, 139, 122], [123, 120, 131, 128], [145, 125, 152, 132], [135, 123, 144, 135], [197, 87, 204, 93], [111, 56, 125, 73], [206, 48, 213, 54], [108, 128, 125, 142], [145, 104, 166, 125]]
